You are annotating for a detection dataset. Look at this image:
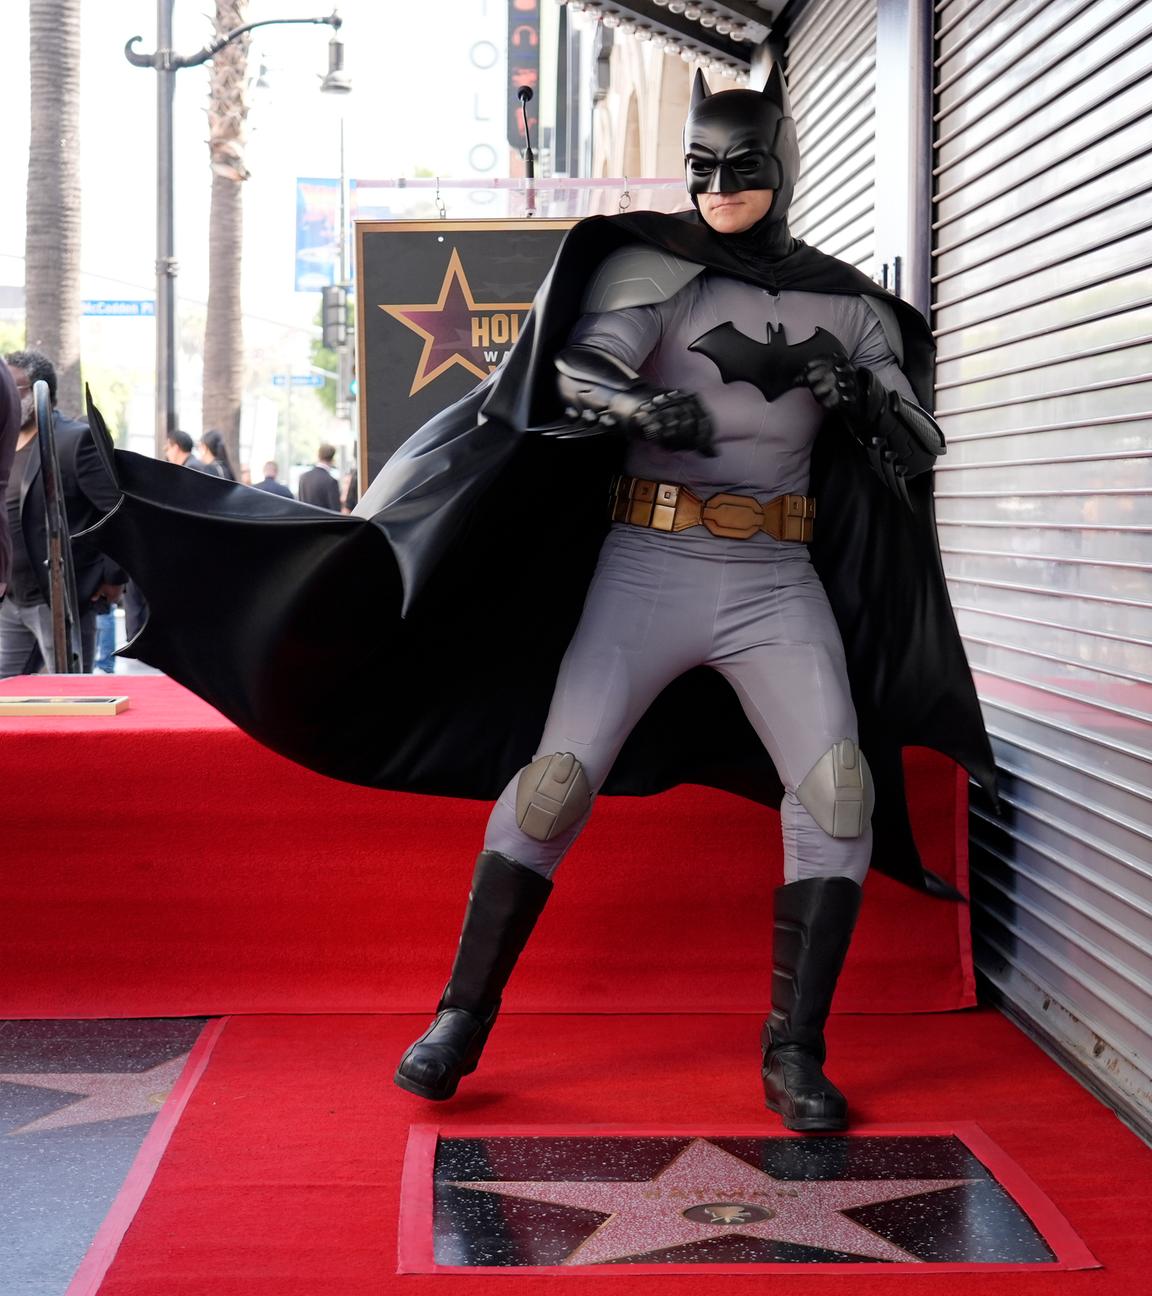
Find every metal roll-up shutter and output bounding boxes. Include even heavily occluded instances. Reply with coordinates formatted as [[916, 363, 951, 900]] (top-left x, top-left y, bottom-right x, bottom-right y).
[[784, 0, 878, 272], [932, 0, 1152, 1129]]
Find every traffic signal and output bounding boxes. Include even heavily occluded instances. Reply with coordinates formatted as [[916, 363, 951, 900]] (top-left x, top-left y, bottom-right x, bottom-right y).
[[322, 284, 348, 350]]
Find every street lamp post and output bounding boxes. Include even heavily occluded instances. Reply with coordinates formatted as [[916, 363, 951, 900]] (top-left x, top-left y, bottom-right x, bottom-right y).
[[333, 114, 351, 424], [125, 2, 345, 456]]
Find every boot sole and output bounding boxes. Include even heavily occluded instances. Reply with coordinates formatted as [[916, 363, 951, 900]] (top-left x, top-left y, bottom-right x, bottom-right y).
[[392, 1067, 460, 1102], [765, 1097, 848, 1133]]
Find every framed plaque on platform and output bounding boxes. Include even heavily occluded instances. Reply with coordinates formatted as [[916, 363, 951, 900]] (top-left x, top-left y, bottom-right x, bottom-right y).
[[0, 696, 130, 716], [355, 218, 575, 485]]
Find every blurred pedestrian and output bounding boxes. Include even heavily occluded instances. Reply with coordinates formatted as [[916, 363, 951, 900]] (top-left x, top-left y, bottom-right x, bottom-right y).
[[165, 429, 210, 471], [253, 460, 294, 500], [297, 443, 340, 511], [199, 428, 236, 481], [93, 593, 121, 673], [1, 350, 126, 676], [341, 465, 358, 514], [0, 361, 19, 601]]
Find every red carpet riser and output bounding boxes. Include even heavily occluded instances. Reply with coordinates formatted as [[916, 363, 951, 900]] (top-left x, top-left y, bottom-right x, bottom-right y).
[[1, 675, 973, 1019], [92, 1011, 1150, 1294]]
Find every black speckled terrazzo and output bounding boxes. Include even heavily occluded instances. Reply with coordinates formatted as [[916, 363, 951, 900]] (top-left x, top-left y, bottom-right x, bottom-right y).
[[0, 1018, 206, 1296], [428, 1132, 1064, 1269]]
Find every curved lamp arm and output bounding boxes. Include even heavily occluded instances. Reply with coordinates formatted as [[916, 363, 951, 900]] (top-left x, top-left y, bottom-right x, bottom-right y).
[[125, 11, 341, 70]]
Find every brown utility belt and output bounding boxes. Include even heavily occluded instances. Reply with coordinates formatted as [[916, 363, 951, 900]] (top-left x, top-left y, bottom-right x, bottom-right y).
[[610, 475, 816, 543]]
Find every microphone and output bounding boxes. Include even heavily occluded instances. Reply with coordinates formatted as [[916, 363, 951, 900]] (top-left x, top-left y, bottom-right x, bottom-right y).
[[517, 84, 536, 182]]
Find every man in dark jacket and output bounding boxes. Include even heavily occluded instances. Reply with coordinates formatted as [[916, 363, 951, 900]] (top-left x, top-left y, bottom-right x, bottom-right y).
[[253, 460, 294, 499], [164, 429, 211, 471], [1, 350, 127, 675], [297, 443, 341, 510], [0, 361, 19, 599]]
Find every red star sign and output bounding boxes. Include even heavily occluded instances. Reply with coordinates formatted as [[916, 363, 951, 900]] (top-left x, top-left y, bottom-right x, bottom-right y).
[[380, 248, 534, 396]]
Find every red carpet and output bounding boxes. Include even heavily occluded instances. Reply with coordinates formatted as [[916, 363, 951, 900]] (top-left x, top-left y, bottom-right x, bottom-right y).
[[93, 1011, 1148, 1294], [0, 675, 972, 1018]]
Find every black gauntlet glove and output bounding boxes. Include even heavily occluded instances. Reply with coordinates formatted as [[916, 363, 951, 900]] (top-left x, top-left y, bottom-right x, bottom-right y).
[[796, 355, 945, 505], [554, 345, 717, 457]]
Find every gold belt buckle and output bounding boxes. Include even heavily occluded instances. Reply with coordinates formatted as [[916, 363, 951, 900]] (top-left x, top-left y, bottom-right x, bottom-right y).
[[701, 492, 765, 539]]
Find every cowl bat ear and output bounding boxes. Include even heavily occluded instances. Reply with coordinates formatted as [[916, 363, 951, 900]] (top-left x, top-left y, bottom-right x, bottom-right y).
[[762, 62, 792, 116], [691, 68, 712, 108]]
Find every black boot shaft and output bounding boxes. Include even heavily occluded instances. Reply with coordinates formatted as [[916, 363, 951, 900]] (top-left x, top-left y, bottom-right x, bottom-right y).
[[440, 850, 553, 1016], [765, 876, 862, 1059], [396, 850, 552, 1101]]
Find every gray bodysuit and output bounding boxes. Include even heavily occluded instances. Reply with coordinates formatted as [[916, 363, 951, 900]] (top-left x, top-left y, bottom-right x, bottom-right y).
[[484, 270, 918, 884]]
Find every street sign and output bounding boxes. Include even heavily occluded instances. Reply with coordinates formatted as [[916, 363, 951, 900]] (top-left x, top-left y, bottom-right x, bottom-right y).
[[271, 374, 325, 387], [82, 299, 156, 317]]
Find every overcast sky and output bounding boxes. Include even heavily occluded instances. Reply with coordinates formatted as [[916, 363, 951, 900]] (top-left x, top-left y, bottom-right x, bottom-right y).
[[2, 0, 510, 337]]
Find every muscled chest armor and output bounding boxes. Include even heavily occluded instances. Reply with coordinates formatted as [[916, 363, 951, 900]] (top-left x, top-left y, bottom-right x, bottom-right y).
[[568, 271, 909, 503]]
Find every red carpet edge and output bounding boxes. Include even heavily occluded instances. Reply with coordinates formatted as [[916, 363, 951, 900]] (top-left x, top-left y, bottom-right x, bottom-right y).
[[62, 1017, 230, 1296]]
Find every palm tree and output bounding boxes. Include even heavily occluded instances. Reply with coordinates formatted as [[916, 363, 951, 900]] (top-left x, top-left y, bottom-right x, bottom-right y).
[[202, 0, 250, 465], [25, 0, 82, 414]]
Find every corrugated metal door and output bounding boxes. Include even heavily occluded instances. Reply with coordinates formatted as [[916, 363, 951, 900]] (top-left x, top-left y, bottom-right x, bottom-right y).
[[784, 0, 878, 272], [932, 0, 1152, 1125]]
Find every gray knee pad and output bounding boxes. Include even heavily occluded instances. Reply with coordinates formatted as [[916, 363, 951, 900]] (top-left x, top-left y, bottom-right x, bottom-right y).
[[515, 752, 591, 841], [795, 740, 875, 839]]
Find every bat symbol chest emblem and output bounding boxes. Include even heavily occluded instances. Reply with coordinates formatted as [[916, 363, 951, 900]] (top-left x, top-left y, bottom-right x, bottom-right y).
[[688, 321, 846, 404]]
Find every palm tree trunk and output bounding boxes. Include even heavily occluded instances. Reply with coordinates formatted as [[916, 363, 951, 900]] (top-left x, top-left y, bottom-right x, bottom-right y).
[[25, 0, 82, 414], [202, 0, 250, 465]]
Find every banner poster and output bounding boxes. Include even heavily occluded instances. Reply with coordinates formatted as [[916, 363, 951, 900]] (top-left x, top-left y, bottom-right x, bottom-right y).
[[356, 219, 574, 483], [295, 178, 340, 291]]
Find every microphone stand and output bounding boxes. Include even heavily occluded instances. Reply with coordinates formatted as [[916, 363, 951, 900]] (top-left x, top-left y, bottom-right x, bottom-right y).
[[517, 85, 536, 216]]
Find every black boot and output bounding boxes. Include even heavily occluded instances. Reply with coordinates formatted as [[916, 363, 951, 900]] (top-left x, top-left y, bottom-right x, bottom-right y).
[[762, 877, 862, 1132], [394, 850, 552, 1101]]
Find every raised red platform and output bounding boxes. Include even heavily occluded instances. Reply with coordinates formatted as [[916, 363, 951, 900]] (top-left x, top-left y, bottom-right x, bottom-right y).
[[96, 1012, 1150, 1296], [0, 675, 973, 1018]]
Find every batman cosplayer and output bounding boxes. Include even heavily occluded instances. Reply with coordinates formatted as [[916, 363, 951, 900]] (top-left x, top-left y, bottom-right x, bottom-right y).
[[86, 67, 994, 1132]]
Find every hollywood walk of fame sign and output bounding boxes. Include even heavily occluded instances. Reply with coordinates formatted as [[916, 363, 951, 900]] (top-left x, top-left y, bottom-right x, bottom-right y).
[[356, 219, 574, 484], [380, 248, 534, 398], [399, 1125, 1099, 1274], [450, 1137, 976, 1265]]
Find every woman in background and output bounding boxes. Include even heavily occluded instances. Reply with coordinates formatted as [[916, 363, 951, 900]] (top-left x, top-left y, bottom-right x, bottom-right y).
[[199, 429, 236, 481]]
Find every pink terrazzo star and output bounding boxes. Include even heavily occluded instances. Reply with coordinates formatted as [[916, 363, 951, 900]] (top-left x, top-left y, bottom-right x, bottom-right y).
[[452, 1137, 976, 1265], [1, 1054, 188, 1135]]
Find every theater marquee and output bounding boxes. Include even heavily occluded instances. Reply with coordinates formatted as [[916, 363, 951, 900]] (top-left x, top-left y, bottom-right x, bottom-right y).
[[356, 219, 575, 484]]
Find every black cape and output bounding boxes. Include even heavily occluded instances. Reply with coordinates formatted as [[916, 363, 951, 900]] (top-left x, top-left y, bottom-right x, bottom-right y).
[[87, 210, 996, 893]]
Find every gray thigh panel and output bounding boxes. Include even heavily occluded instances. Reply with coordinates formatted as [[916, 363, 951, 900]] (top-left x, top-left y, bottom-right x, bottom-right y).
[[709, 563, 858, 793]]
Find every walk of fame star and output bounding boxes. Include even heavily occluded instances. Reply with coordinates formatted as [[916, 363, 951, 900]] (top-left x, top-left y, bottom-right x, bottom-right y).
[[451, 1138, 977, 1265], [0, 1054, 188, 1135], [380, 248, 533, 396]]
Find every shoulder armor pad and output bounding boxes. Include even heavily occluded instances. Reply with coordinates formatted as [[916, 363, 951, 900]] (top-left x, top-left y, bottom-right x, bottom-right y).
[[581, 244, 706, 314], [861, 295, 903, 367]]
